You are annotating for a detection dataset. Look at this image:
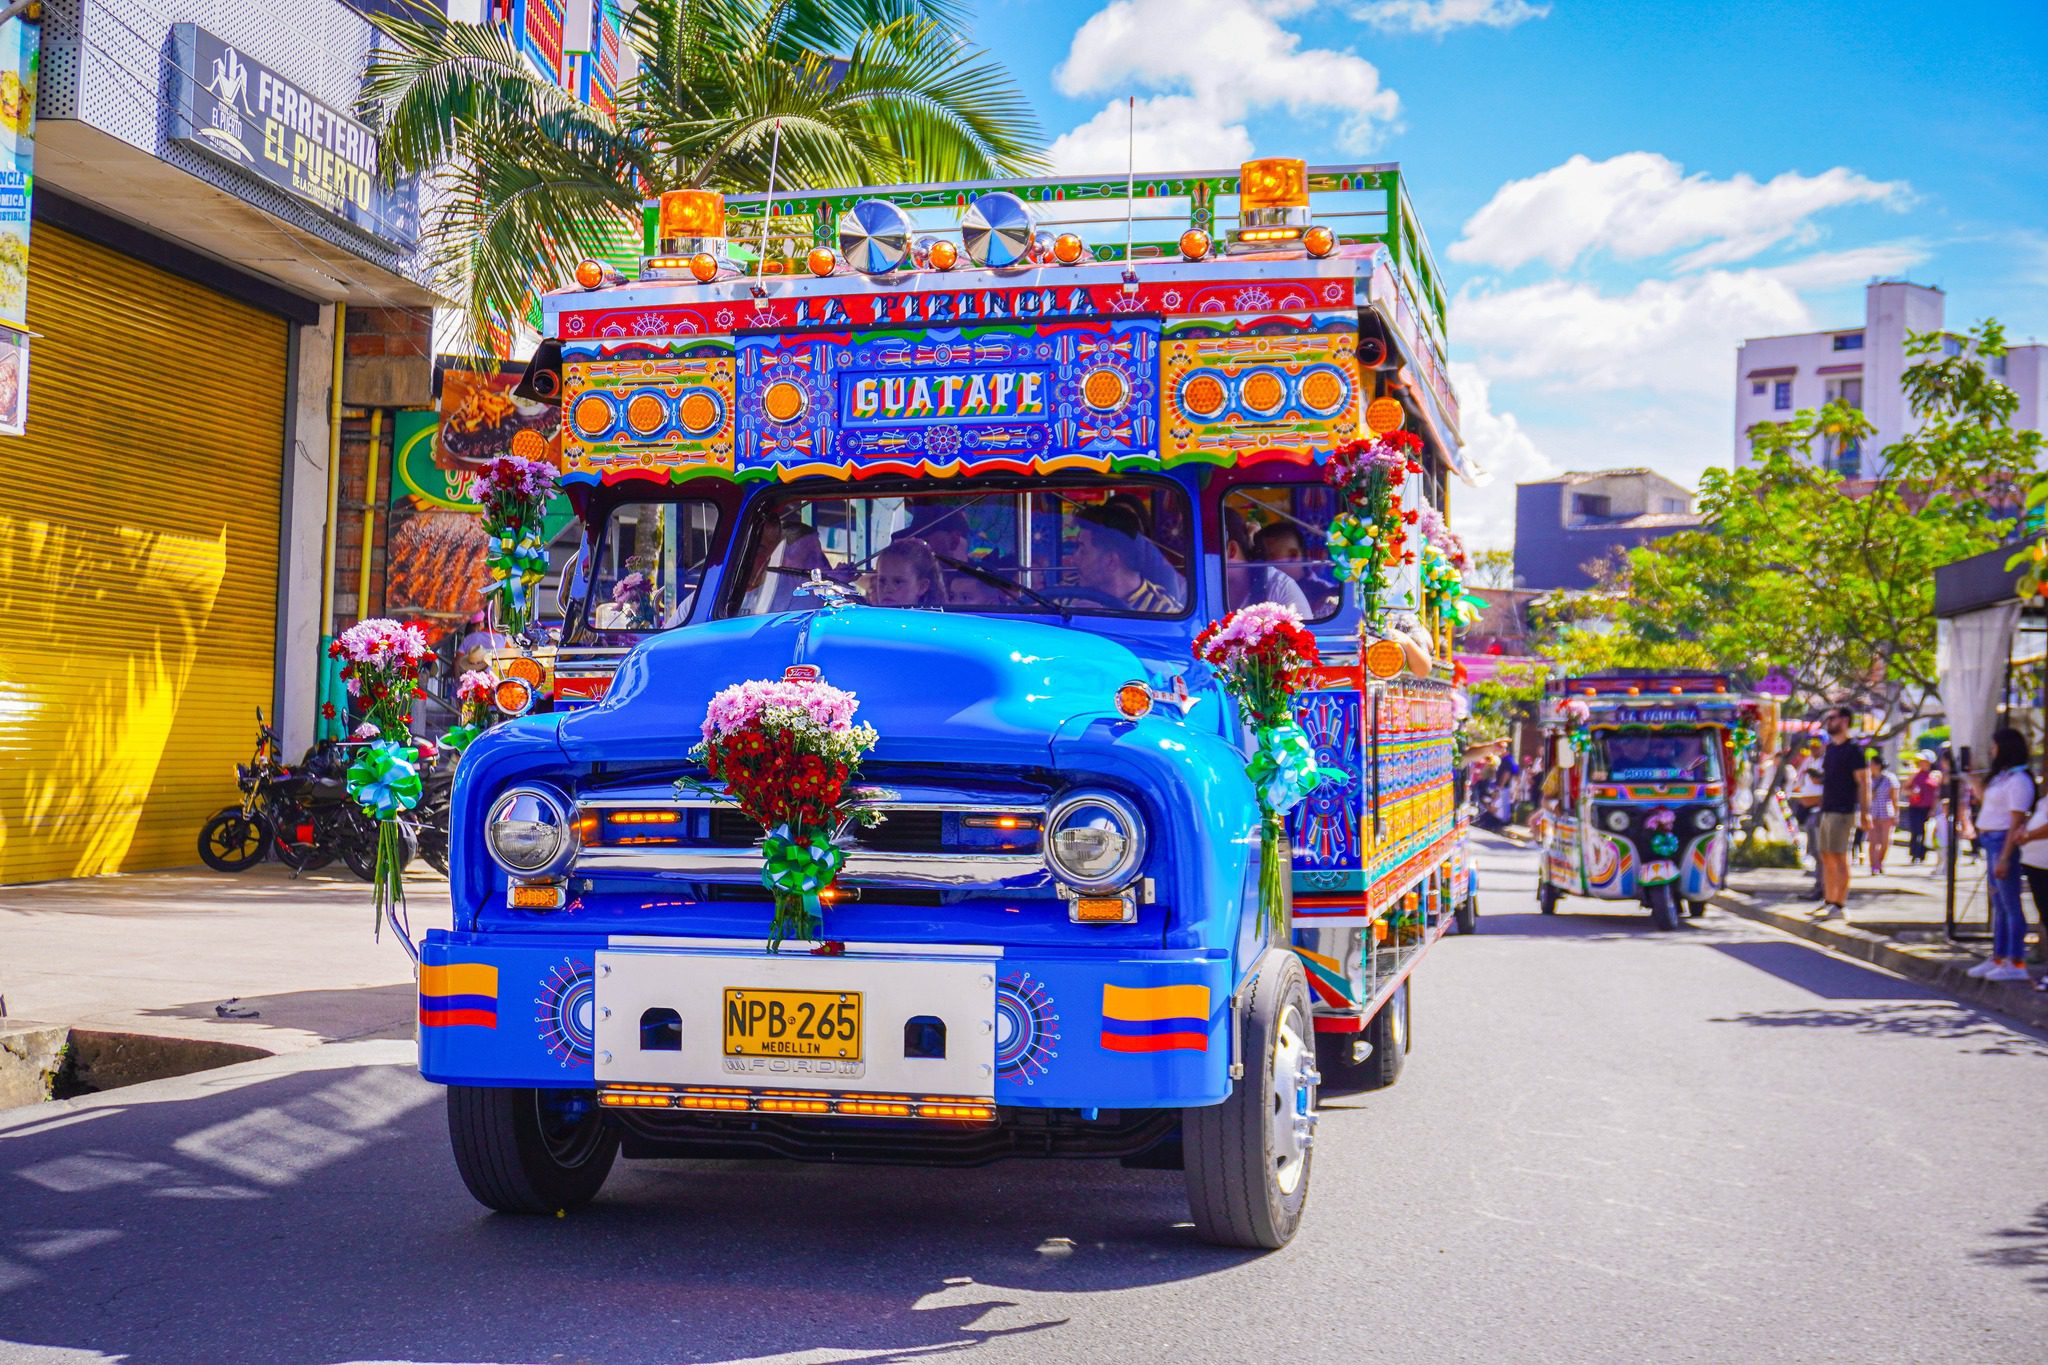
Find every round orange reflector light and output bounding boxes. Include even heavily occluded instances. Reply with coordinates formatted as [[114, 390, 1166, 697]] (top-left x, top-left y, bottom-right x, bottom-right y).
[[762, 379, 808, 424], [572, 393, 613, 436], [1301, 369, 1345, 413], [1180, 373, 1226, 418], [1081, 366, 1130, 413], [678, 391, 719, 433], [927, 239, 959, 270], [573, 258, 606, 289], [1179, 229, 1211, 261], [689, 253, 719, 282], [493, 677, 535, 716], [504, 655, 545, 687], [1365, 638, 1405, 679], [1052, 232, 1085, 265], [806, 247, 837, 277], [1241, 371, 1286, 415], [626, 393, 667, 435], [509, 428, 549, 460], [1366, 395, 1406, 434], [1115, 682, 1153, 720], [1303, 225, 1336, 258]]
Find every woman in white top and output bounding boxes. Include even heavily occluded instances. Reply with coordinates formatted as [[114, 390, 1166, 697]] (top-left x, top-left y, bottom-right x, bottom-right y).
[[2005, 756, 2048, 989], [1975, 728, 2036, 983]]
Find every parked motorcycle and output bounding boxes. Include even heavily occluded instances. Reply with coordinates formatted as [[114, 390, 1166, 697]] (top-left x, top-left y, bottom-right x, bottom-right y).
[[197, 712, 406, 880]]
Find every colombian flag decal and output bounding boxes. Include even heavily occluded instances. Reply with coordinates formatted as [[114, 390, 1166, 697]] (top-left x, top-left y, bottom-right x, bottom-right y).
[[1100, 983, 1211, 1054], [419, 963, 499, 1029]]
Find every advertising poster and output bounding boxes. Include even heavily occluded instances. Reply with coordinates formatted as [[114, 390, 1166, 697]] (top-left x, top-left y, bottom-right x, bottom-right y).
[[385, 408, 573, 626], [433, 358, 561, 472], [0, 13, 39, 436]]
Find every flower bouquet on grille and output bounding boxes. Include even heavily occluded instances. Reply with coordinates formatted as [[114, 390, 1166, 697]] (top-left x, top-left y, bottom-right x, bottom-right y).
[[1323, 430, 1423, 630], [471, 455, 557, 639], [332, 618, 435, 940], [440, 669, 496, 757], [1194, 603, 1323, 936], [685, 676, 881, 950]]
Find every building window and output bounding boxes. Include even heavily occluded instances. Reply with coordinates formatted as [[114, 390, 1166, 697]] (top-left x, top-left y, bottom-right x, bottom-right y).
[[1773, 381, 1792, 411], [1832, 333, 1864, 351], [1942, 335, 1964, 357], [1825, 377, 1864, 412], [1992, 353, 2009, 377], [1751, 381, 1766, 396], [1659, 497, 1687, 514], [1826, 436, 1862, 480], [1570, 493, 1612, 522]]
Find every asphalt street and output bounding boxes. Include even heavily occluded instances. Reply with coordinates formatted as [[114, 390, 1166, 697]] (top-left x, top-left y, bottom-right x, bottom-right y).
[[2, 833, 2043, 1364]]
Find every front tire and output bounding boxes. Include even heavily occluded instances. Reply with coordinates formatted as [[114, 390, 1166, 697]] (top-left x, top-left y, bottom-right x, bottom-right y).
[[1184, 953, 1316, 1250], [1648, 883, 1680, 931], [198, 810, 268, 872], [1686, 898, 1710, 918], [1454, 887, 1478, 935], [447, 1086, 618, 1214], [1538, 882, 1559, 915]]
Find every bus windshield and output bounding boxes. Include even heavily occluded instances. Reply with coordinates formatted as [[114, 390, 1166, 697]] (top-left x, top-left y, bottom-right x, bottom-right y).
[[721, 480, 1192, 618], [1590, 731, 1722, 782]]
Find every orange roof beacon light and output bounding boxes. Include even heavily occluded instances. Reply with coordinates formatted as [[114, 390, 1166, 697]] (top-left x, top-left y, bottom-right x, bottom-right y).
[[926, 238, 960, 271], [805, 246, 837, 278], [1235, 157, 1312, 247], [688, 252, 720, 282], [1303, 224, 1336, 258], [1052, 232, 1086, 266], [573, 258, 608, 289], [657, 189, 725, 249], [1178, 228, 1212, 261]]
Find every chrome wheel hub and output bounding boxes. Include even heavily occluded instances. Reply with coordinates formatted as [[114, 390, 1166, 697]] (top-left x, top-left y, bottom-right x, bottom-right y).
[[1268, 1007, 1316, 1195]]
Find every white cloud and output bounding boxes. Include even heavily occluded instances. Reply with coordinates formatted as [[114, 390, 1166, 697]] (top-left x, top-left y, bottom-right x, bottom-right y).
[[1447, 360, 1553, 553], [1454, 238, 1934, 398], [1048, 97, 1254, 176], [1356, 0, 1549, 33], [1050, 0, 1401, 166], [1451, 152, 1910, 273]]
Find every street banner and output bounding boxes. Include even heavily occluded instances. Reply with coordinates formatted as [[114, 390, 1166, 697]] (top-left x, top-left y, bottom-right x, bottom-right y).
[[0, 13, 39, 436]]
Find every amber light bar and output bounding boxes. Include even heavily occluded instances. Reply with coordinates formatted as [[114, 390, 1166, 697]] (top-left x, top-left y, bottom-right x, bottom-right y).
[[598, 1084, 996, 1123]]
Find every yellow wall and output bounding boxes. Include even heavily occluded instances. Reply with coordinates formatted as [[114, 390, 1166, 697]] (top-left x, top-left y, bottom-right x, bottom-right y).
[[0, 224, 287, 882]]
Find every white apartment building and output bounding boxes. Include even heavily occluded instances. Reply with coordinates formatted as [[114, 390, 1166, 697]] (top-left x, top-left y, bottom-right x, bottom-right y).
[[1735, 281, 2047, 477]]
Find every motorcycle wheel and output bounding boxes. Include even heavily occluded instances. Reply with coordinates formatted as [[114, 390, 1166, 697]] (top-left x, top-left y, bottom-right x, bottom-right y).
[[198, 810, 269, 873], [339, 810, 418, 882], [269, 805, 333, 873]]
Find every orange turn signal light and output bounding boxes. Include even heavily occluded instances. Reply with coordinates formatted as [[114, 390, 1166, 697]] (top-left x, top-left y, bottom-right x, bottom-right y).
[[508, 881, 565, 910], [504, 655, 545, 687], [493, 677, 535, 716], [806, 246, 837, 277], [1072, 896, 1134, 924], [1115, 681, 1153, 719], [573, 258, 606, 289], [1303, 225, 1336, 257], [1178, 229, 1211, 261], [927, 239, 959, 270], [689, 252, 719, 282], [1052, 232, 1085, 265], [1365, 638, 1405, 680]]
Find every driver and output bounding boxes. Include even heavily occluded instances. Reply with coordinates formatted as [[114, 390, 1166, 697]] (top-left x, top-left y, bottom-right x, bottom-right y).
[[1071, 504, 1178, 612]]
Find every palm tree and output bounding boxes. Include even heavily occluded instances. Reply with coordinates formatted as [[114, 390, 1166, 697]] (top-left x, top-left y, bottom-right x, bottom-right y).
[[363, 0, 1045, 349]]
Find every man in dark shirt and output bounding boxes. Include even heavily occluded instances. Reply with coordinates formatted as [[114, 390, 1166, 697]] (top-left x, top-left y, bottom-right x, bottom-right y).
[[1815, 705, 1871, 917]]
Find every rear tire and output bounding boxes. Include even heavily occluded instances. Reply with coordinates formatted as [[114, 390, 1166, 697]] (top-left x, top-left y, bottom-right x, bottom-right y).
[[1538, 882, 1559, 915], [1454, 888, 1478, 935], [1362, 979, 1409, 1090], [447, 1086, 618, 1214], [1183, 953, 1316, 1249], [1648, 883, 1680, 931], [1686, 898, 1710, 918], [198, 810, 268, 872]]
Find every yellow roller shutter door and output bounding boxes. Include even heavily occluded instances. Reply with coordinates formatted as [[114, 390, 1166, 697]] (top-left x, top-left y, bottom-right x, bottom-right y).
[[0, 224, 288, 882]]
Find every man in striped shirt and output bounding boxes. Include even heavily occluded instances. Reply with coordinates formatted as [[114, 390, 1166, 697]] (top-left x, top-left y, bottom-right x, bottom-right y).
[[1072, 505, 1180, 613]]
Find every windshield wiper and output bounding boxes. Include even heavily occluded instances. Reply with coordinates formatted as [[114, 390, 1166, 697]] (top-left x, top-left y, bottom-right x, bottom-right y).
[[935, 553, 1070, 621]]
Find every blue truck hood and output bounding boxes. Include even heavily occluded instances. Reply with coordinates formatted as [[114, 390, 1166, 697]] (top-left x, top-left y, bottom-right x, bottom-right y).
[[555, 606, 1191, 766]]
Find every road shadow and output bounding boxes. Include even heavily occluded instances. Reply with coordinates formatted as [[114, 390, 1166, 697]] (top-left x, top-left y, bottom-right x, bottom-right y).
[[1708, 1001, 2048, 1056], [1706, 941, 1941, 1001], [1471, 909, 1710, 943], [0, 1062, 1260, 1364], [136, 983, 418, 1045], [1972, 1201, 2048, 1294]]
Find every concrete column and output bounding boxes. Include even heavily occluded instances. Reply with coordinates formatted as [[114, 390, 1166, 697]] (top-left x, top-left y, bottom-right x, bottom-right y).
[[277, 303, 339, 758]]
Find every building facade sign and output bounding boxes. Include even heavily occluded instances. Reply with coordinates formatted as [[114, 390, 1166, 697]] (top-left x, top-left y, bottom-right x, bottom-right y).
[[167, 24, 417, 246], [0, 13, 38, 435]]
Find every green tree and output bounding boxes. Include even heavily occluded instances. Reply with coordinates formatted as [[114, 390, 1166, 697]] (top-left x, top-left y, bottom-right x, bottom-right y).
[[363, 0, 1045, 347], [1467, 547, 1517, 590], [1606, 319, 2039, 736]]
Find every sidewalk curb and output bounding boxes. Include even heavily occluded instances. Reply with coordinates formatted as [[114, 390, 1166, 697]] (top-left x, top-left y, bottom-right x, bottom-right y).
[[1710, 888, 2048, 1034]]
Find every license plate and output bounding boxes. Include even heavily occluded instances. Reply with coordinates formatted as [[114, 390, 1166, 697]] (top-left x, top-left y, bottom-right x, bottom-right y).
[[722, 988, 863, 1061]]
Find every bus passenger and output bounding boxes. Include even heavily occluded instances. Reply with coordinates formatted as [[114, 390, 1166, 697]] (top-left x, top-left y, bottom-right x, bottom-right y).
[[1071, 505, 1178, 612], [873, 536, 946, 608]]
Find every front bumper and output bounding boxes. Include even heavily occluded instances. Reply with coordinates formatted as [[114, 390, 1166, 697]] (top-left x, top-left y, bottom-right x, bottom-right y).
[[417, 930, 1234, 1111]]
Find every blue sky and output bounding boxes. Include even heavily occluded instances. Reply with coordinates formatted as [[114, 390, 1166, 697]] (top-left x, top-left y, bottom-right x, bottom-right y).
[[973, 0, 2048, 549]]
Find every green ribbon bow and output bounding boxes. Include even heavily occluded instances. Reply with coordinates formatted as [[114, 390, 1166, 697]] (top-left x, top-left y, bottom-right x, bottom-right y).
[[760, 824, 847, 950], [1325, 512, 1376, 585], [440, 724, 482, 756], [1246, 720, 1322, 817], [346, 741, 422, 820]]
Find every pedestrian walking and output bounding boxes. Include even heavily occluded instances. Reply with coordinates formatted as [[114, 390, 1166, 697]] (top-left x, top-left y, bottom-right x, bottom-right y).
[[1904, 753, 1940, 864], [1867, 754, 1899, 876], [1972, 727, 2036, 983], [1788, 742, 1824, 894], [1812, 707, 1869, 919], [2013, 755, 2048, 974]]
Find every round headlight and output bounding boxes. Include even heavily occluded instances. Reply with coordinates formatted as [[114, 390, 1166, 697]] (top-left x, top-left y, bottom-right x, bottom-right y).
[[1692, 807, 1719, 831], [1045, 791, 1145, 892], [487, 786, 576, 874], [1602, 807, 1630, 833]]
